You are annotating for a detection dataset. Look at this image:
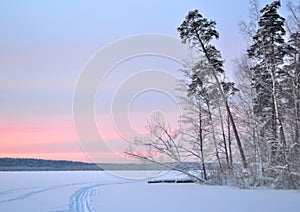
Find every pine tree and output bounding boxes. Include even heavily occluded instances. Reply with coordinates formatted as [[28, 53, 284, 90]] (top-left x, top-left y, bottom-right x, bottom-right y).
[[247, 1, 287, 164], [286, 32, 300, 146], [178, 10, 248, 169]]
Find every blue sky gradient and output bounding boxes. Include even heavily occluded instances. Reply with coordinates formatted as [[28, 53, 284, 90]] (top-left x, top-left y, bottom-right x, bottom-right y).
[[0, 0, 291, 161]]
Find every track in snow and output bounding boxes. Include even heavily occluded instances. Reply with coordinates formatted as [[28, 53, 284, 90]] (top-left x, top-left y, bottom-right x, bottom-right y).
[[0, 179, 131, 212], [67, 183, 100, 212], [67, 181, 132, 212], [0, 182, 90, 204]]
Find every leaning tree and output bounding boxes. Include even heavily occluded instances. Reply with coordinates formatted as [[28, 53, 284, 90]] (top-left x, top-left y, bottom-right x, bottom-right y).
[[177, 10, 248, 169]]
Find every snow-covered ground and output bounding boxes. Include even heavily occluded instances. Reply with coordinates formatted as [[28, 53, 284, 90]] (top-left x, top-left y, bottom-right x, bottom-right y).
[[0, 171, 299, 212]]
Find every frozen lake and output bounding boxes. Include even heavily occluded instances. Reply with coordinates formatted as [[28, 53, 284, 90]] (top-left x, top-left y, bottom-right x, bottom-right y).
[[0, 171, 299, 212]]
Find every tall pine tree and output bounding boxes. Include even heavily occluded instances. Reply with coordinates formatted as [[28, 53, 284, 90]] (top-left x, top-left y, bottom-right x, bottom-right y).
[[247, 1, 287, 164], [178, 10, 248, 169], [285, 32, 300, 155]]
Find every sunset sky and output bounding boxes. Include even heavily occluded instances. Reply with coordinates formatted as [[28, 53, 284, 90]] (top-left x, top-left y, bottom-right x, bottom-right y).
[[0, 0, 289, 163]]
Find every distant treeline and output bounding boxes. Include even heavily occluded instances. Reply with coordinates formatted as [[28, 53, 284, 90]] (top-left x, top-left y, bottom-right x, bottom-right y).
[[0, 158, 233, 171], [0, 158, 101, 171]]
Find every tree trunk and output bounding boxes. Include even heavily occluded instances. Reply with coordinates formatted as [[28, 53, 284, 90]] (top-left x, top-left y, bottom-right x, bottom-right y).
[[198, 104, 208, 180], [196, 35, 248, 169], [270, 62, 286, 163], [218, 106, 230, 167], [227, 113, 233, 166], [207, 101, 222, 170], [294, 73, 300, 152], [226, 101, 248, 168]]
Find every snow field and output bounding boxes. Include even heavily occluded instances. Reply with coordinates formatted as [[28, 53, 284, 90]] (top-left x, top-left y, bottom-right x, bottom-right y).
[[0, 171, 299, 212]]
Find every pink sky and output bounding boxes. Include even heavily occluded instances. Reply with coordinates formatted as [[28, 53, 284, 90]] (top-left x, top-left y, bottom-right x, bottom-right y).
[[0, 117, 89, 161]]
